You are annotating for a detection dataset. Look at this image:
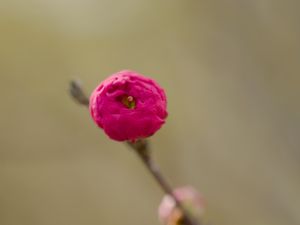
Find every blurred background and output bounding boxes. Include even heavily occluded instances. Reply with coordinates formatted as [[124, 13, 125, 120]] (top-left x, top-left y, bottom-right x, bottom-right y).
[[1, 1, 300, 225]]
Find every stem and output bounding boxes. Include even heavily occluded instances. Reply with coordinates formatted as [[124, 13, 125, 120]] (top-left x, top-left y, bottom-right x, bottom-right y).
[[69, 80, 89, 106], [128, 140, 200, 225], [69, 81, 200, 225]]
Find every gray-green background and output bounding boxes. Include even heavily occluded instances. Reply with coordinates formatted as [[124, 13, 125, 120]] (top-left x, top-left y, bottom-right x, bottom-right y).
[[1, 1, 299, 225]]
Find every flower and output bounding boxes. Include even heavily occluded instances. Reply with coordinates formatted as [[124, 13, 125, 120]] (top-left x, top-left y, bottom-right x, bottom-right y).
[[89, 70, 168, 141], [158, 186, 205, 225]]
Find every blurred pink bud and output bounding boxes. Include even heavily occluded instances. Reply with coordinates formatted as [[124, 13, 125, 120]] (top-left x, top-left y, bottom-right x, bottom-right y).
[[158, 186, 205, 225], [89, 70, 168, 141]]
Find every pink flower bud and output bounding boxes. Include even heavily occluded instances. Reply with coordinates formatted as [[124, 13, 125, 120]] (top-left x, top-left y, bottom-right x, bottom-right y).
[[158, 186, 205, 225], [89, 70, 168, 141]]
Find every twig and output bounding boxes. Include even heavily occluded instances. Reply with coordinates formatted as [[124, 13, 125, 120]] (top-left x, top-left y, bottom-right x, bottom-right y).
[[69, 80, 89, 106], [69, 80, 200, 225], [128, 140, 200, 225]]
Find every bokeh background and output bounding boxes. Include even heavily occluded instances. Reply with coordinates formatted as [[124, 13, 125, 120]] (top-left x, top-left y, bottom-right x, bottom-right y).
[[1, 1, 300, 225]]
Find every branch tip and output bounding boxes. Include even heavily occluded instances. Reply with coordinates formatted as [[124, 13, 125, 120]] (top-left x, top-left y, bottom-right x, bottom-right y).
[[69, 80, 89, 106]]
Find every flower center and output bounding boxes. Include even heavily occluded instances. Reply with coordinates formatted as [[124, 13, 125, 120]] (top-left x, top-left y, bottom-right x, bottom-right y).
[[121, 95, 136, 109]]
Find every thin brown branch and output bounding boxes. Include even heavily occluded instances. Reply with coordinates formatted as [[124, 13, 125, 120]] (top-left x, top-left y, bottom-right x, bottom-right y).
[[69, 80, 89, 106], [69, 81, 201, 225], [128, 140, 200, 225]]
